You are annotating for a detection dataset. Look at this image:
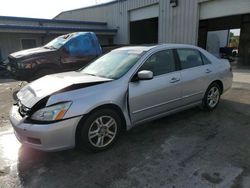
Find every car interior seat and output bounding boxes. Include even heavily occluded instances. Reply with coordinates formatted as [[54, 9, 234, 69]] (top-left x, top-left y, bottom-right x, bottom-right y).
[[154, 53, 172, 75]]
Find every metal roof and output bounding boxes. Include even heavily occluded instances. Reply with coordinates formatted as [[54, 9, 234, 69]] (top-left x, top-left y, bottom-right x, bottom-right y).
[[113, 46, 156, 52], [0, 15, 107, 26], [54, 0, 127, 18], [114, 44, 200, 51], [0, 24, 117, 34]]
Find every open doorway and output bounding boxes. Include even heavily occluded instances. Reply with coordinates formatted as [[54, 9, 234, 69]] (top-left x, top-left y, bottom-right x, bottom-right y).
[[130, 17, 158, 45], [198, 14, 250, 66], [206, 29, 240, 61]]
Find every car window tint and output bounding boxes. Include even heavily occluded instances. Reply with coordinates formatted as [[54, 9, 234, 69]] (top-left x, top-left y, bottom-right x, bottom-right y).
[[177, 49, 203, 69], [201, 53, 212, 65], [140, 50, 176, 76]]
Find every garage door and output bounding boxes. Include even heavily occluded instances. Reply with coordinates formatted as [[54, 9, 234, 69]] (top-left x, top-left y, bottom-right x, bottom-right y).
[[200, 0, 250, 20], [130, 4, 159, 22], [129, 4, 159, 44]]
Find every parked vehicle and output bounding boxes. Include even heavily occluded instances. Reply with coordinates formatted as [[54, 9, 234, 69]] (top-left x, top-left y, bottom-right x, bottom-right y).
[[0, 61, 4, 70], [219, 47, 238, 61], [0, 59, 11, 78], [6, 32, 108, 81], [9, 44, 233, 152]]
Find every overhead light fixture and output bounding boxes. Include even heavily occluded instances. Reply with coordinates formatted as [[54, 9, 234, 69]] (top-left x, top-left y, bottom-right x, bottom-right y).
[[170, 0, 178, 7]]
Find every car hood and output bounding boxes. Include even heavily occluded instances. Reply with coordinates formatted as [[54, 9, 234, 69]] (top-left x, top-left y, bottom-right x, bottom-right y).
[[17, 71, 112, 108], [9, 47, 55, 60]]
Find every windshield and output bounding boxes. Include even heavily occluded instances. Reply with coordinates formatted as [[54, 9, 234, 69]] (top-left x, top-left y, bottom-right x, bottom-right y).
[[44, 34, 72, 49], [81, 50, 144, 79]]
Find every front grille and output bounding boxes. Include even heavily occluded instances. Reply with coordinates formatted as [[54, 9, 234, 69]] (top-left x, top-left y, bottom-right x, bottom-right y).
[[8, 56, 18, 64], [7, 56, 18, 73], [18, 101, 31, 117]]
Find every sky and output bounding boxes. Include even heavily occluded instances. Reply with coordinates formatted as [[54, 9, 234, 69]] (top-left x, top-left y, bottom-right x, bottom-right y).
[[0, 0, 113, 19], [230, 29, 240, 36]]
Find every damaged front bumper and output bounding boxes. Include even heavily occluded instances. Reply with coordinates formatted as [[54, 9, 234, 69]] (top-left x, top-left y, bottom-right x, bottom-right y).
[[9, 105, 82, 151]]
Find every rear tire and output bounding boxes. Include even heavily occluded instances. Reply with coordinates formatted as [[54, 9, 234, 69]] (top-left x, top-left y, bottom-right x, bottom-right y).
[[202, 83, 221, 110], [77, 108, 122, 152]]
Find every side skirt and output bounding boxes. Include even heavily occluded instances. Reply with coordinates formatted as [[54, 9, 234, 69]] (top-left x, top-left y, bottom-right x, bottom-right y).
[[130, 101, 202, 128]]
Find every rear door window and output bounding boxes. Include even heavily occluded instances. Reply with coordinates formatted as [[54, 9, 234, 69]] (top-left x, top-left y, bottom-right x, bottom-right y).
[[177, 49, 203, 69], [201, 53, 212, 65]]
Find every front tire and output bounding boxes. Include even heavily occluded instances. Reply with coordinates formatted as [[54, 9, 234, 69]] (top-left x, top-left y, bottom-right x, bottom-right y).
[[77, 109, 122, 152], [202, 83, 221, 110]]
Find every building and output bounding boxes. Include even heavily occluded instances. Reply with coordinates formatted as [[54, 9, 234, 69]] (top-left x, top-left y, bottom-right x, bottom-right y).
[[55, 0, 250, 65], [0, 16, 117, 61]]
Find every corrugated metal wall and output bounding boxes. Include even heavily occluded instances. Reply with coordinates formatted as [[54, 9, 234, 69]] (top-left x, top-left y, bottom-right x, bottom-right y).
[[55, 0, 204, 45], [160, 0, 199, 44], [0, 19, 106, 29]]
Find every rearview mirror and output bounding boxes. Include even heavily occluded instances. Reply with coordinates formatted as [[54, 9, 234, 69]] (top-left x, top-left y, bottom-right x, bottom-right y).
[[137, 70, 153, 80]]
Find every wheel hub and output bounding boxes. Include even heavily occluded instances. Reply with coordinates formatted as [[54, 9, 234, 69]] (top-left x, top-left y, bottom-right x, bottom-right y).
[[98, 126, 107, 135]]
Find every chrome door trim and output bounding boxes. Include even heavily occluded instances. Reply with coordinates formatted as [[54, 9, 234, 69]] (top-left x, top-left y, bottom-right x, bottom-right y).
[[134, 101, 202, 126], [132, 97, 182, 114], [182, 91, 204, 100]]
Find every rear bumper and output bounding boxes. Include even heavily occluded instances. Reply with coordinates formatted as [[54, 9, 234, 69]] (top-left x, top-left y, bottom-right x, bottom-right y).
[[223, 71, 233, 93], [9, 105, 82, 151]]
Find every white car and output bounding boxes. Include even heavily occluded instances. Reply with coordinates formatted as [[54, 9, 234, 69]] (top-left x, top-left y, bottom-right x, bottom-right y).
[[9, 44, 233, 152]]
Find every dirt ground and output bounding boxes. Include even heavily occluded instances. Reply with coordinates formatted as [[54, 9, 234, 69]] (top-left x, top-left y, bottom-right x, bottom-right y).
[[0, 68, 250, 188]]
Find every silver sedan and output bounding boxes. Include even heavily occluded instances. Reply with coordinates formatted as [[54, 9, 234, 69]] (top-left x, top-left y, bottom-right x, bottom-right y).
[[9, 44, 233, 152]]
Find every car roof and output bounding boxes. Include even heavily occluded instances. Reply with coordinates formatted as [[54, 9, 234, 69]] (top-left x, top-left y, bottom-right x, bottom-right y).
[[113, 44, 200, 53], [113, 46, 156, 52]]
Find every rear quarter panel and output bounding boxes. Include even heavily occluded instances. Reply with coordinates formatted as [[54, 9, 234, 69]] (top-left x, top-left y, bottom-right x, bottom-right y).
[[201, 48, 233, 93]]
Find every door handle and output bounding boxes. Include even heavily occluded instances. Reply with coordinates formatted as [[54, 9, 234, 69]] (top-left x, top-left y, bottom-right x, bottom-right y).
[[205, 69, 212, 73], [170, 77, 180, 83]]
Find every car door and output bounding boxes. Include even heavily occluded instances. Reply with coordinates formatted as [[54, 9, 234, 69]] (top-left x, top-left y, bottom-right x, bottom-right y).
[[176, 48, 214, 105], [129, 49, 182, 124], [61, 34, 97, 71]]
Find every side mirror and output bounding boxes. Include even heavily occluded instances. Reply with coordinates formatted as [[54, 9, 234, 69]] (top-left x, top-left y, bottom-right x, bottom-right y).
[[137, 70, 153, 80]]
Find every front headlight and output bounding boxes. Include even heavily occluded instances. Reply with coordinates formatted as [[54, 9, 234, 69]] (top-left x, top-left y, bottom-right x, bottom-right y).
[[17, 62, 33, 69], [31, 102, 72, 122]]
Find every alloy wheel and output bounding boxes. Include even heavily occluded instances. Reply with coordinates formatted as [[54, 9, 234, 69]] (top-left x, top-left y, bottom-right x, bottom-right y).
[[88, 116, 117, 148], [207, 86, 220, 108]]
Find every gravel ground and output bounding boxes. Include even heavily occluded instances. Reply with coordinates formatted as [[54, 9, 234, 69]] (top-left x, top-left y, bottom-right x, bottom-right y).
[[0, 68, 250, 188]]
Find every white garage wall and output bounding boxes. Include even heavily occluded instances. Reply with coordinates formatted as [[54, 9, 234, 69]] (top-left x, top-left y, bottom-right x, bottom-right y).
[[200, 0, 250, 20]]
